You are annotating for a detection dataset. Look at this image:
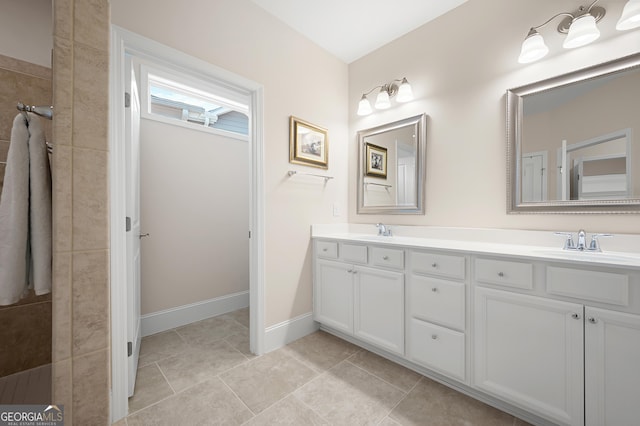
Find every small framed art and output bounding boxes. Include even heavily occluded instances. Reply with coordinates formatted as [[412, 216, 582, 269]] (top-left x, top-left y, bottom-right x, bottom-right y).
[[365, 143, 387, 178], [289, 116, 328, 169]]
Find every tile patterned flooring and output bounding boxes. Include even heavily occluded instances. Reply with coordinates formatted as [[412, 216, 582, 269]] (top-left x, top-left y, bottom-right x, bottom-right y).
[[118, 308, 531, 425]]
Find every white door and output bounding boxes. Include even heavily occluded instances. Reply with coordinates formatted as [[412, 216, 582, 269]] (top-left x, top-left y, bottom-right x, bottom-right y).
[[125, 55, 142, 397], [585, 307, 640, 426], [474, 287, 584, 426], [522, 153, 545, 202]]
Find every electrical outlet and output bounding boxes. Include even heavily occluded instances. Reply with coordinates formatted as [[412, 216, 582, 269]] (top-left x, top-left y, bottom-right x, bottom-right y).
[[332, 203, 341, 217]]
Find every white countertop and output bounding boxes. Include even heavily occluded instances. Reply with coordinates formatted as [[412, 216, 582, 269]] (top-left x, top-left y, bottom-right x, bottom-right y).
[[312, 224, 640, 269]]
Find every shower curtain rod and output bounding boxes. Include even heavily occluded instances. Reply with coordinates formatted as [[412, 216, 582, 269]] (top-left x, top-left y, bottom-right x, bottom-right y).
[[17, 102, 53, 120]]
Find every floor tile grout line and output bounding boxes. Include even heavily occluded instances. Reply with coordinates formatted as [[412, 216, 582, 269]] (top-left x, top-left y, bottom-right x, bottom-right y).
[[219, 374, 258, 420], [378, 375, 424, 425], [344, 359, 415, 396], [154, 361, 178, 395]]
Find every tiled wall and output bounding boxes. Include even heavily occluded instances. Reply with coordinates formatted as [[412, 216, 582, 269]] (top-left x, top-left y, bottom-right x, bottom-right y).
[[51, 0, 111, 424], [0, 54, 53, 378]]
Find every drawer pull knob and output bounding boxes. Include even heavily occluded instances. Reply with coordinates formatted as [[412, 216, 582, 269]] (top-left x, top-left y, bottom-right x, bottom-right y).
[[322, 248, 328, 252], [498, 272, 504, 277], [431, 263, 437, 268], [588, 317, 598, 324], [383, 256, 389, 260], [431, 334, 438, 340], [571, 313, 580, 320], [431, 287, 438, 293]]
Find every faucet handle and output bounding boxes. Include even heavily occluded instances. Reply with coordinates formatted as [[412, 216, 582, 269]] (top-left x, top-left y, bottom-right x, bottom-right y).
[[554, 232, 575, 250], [589, 233, 613, 251]]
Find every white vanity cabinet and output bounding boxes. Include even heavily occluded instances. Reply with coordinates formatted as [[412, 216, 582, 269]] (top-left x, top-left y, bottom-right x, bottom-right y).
[[584, 307, 640, 426], [314, 241, 405, 355], [312, 230, 640, 426], [407, 250, 468, 381], [474, 286, 585, 426], [473, 257, 640, 426]]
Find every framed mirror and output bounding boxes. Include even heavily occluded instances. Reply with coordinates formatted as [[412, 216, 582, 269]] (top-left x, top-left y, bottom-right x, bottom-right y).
[[357, 113, 427, 214], [507, 53, 640, 213]]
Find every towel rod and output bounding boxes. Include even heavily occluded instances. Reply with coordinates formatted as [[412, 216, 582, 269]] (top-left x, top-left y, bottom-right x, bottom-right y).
[[17, 102, 53, 120], [0, 161, 6, 165], [287, 170, 334, 183], [365, 182, 392, 189]]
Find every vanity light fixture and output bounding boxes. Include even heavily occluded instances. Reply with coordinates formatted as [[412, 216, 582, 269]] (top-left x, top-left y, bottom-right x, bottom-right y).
[[518, 0, 640, 64], [357, 78, 413, 116], [617, 0, 640, 30]]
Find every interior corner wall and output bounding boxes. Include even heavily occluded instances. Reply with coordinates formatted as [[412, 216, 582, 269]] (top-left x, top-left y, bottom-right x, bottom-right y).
[[110, 0, 350, 328], [139, 118, 249, 315], [348, 0, 640, 234]]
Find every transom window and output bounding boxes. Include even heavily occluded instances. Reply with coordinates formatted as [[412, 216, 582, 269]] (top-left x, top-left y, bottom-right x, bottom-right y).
[[140, 63, 249, 140]]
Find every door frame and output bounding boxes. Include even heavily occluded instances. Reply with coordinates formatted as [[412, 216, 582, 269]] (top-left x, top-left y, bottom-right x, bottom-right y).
[[109, 25, 265, 422]]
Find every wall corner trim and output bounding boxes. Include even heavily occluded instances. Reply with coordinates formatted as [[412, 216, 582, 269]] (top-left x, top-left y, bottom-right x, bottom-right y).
[[140, 291, 249, 337], [264, 312, 319, 353]]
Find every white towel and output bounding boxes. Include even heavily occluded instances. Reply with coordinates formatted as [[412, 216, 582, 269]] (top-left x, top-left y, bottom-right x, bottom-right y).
[[0, 113, 52, 305]]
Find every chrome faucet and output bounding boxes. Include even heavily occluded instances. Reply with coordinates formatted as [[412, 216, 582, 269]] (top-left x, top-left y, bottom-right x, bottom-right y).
[[554, 230, 613, 252], [376, 223, 392, 237]]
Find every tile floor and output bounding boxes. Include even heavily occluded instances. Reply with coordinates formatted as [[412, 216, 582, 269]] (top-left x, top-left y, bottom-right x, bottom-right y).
[[117, 308, 531, 425]]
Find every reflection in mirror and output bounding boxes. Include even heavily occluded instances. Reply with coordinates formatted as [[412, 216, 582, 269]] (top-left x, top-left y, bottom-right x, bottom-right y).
[[357, 113, 426, 214], [507, 53, 640, 213]]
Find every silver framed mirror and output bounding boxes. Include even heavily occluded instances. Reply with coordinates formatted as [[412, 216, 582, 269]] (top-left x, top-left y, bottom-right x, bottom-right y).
[[507, 53, 640, 214], [357, 113, 427, 214]]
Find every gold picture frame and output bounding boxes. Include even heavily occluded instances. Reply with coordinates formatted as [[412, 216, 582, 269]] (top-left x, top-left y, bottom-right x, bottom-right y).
[[289, 116, 328, 169], [365, 143, 387, 178]]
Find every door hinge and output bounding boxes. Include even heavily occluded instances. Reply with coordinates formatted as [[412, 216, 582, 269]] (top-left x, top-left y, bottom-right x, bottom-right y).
[[127, 341, 132, 357], [125, 92, 131, 108], [126, 217, 132, 232], [249, 231, 251, 239]]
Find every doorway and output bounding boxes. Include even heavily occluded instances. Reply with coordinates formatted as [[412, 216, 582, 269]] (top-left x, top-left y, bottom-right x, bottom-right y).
[[109, 26, 265, 422]]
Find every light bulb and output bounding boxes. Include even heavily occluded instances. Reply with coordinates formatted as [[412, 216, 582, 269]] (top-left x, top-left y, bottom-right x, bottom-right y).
[[374, 89, 391, 109], [563, 14, 600, 49], [518, 30, 549, 63], [357, 95, 372, 116], [617, 0, 640, 30], [396, 78, 414, 102]]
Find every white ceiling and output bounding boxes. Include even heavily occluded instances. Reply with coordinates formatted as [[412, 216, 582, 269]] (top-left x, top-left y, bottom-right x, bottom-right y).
[[251, 0, 468, 63]]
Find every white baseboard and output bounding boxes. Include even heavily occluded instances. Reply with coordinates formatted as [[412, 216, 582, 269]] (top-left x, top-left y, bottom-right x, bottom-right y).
[[264, 312, 319, 353], [141, 291, 249, 337]]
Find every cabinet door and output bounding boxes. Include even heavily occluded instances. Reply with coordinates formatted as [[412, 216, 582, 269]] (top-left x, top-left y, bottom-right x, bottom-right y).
[[354, 266, 404, 355], [314, 259, 353, 334], [474, 287, 584, 426], [585, 307, 640, 426]]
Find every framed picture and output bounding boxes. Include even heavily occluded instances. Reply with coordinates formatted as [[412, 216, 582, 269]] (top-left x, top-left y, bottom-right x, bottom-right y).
[[365, 143, 387, 178], [289, 116, 328, 169]]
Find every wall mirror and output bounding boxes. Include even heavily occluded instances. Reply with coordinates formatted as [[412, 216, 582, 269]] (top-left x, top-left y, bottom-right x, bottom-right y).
[[507, 53, 640, 213], [357, 113, 426, 214]]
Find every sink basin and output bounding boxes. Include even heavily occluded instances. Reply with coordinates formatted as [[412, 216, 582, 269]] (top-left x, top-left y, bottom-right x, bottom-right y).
[[532, 248, 640, 265]]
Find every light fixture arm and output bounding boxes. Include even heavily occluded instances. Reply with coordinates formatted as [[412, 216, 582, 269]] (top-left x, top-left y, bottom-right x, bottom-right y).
[[528, 12, 575, 34]]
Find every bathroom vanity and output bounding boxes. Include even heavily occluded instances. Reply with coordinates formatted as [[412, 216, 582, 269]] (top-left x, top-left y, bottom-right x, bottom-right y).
[[312, 224, 640, 426]]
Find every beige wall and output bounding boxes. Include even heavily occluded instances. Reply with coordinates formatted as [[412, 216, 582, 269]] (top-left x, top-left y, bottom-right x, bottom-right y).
[[139, 119, 249, 315], [110, 0, 350, 328], [0, 0, 53, 68], [349, 0, 640, 233]]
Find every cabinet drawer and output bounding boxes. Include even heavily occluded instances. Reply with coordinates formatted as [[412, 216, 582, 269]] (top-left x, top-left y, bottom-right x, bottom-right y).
[[475, 258, 533, 290], [411, 251, 466, 280], [316, 241, 338, 259], [410, 275, 465, 331], [547, 266, 629, 306], [409, 318, 465, 381], [371, 247, 404, 270], [340, 243, 368, 264]]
